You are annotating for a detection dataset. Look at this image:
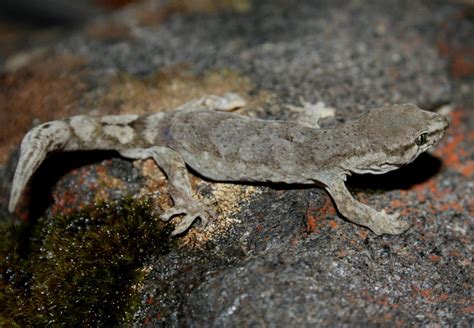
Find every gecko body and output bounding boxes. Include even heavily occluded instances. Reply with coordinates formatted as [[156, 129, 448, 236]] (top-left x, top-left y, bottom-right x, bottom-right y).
[[8, 94, 448, 235]]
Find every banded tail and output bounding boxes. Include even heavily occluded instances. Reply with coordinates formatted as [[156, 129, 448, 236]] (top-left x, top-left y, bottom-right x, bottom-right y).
[[9, 121, 71, 212]]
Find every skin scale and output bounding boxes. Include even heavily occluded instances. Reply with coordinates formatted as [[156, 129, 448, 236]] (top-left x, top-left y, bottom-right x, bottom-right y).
[[8, 93, 449, 236]]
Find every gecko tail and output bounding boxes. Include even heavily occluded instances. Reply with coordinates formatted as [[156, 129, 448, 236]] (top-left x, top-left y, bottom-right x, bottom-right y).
[[9, 121, 71, 213]]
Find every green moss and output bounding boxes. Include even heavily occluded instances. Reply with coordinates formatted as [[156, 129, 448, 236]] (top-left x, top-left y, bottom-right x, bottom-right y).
[[0, 198, 172, 326]]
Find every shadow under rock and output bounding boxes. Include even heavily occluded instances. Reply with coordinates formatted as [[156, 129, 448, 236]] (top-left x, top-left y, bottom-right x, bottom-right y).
[[27, 150, 120, 220], [347, 152, 443, 191]]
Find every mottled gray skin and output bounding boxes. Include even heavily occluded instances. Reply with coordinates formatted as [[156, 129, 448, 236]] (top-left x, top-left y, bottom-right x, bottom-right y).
[[9, 94, 448, 236]]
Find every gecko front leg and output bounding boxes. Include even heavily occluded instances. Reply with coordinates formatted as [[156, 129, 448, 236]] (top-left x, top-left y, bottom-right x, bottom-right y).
[[119, 146, 216, 236], [321, 175, 411, 235]]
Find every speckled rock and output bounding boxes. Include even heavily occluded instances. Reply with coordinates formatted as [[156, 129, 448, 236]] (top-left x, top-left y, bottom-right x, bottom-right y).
[[0, 0, 472, 326]]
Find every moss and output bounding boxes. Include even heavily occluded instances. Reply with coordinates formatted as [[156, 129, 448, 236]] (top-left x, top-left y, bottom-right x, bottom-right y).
[[0, 198, 172, 326]]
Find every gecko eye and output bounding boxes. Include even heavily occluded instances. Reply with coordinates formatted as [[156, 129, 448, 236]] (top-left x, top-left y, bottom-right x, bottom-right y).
[[415, 133, 427, 146]]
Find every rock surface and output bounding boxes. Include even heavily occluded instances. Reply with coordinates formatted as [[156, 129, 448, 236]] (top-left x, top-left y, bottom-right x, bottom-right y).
[[0, 0, 472, 326]]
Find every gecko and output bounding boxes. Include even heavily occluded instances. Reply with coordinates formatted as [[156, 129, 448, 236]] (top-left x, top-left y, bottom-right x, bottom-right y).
[[8, 93, 448, 236]]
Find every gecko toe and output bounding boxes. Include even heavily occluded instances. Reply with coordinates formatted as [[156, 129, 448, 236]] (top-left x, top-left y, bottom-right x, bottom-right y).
[[170, 212, 211, 236], [171, 214, 195, 236], [160, 208, 185, 221], [161, 200, 216, 235], [370, 211, 412, 236]]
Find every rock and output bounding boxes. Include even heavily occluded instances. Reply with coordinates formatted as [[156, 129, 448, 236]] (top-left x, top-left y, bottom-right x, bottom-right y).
[[0, 0, 472, 326]]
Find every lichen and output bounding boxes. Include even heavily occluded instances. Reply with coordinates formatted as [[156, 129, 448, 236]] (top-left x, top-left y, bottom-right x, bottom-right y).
[[0, 198, 172, 326]]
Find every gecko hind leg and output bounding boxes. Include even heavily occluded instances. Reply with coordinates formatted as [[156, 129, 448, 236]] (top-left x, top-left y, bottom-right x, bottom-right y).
[[9, 121, 71, 213], [176, 93, 246, 112], [287, 100, 335, 128], [119, 146, 216, 236]]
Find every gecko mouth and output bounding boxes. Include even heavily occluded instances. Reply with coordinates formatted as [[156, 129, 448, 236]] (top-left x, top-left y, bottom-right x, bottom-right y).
[[350, 161, 401, 175], [369, 163, 400, 174]]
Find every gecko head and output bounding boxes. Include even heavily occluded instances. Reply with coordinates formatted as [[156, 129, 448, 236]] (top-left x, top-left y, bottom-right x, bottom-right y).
[[351, 104, 449, 174]]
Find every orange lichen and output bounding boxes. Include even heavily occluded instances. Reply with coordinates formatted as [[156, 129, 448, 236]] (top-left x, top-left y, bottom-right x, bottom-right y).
[[357, 229, 369, 239], [462, 305, 474, 314], [304, 196, 338, 234], [376, 296, 389, 306], [305, 205, 319, 233], [52, 190, 87, 216], [459, 160, 474, 177], [438, 293, 449, 302], [411, 179, 443, 200], [432, 109, 473, 178], [436, 31, 474, 78], [415, 191, 427, 203], [321, 196, 337, 216], [452, 54, 474, 78], [50, 168, 97, 216], [386, 195, 414, 216], [336, 249, 347, 258], [428, 254, 441, 263], [414, 287, 433, 300], [439, 134, 464, 167], [145, 295, 154, 305], [389, 199, 403, 208], [438, 201, 466, 213], [448, 110, 463, 128]]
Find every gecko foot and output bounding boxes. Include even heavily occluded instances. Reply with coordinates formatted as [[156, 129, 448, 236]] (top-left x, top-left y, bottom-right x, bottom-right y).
[[160, 200, 217, 236], [368, 211, 412, 236]]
